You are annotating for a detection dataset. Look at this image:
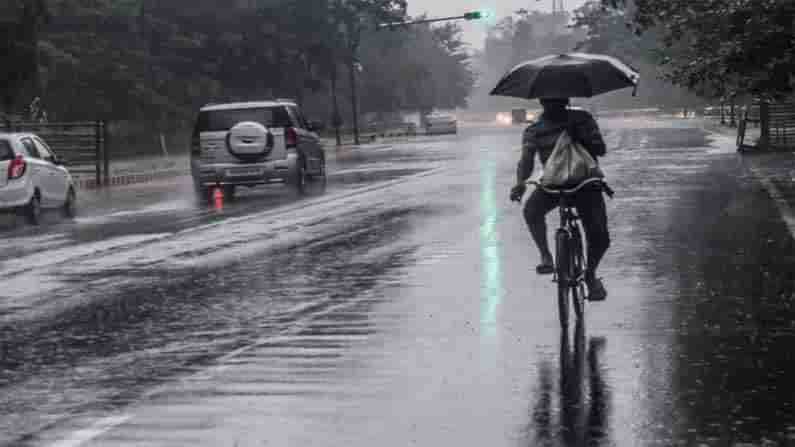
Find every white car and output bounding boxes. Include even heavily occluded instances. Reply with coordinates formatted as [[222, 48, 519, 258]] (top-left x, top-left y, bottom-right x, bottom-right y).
[[424, 114, 458, 135], [0, 133, 77, 225]]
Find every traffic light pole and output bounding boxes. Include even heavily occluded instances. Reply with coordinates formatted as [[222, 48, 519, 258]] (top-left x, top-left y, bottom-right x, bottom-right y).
[[377, 12, 487, 30]]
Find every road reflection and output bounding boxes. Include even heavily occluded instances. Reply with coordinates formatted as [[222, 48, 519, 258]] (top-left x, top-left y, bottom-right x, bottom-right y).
[[529, 324, 612, 446]]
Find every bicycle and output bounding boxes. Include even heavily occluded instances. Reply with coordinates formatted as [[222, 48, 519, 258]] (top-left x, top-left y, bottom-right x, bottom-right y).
[[525, 177, 613, 328]]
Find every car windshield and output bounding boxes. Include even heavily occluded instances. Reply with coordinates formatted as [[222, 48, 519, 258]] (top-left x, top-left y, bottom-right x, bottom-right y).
[[0, 140, 13, 161], [195, 107, 292, 132]]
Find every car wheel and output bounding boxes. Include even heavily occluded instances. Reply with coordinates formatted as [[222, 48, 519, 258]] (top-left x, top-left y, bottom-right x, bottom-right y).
[[289, 158, 307, 196], [62, 188, 77, 219], [194, 183, 210, 205], [223, 185, 236, 201], [310, 156, 327, 193], [22, 192, 42, 225]]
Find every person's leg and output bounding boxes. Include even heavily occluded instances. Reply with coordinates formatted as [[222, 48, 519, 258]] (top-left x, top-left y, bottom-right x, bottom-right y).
[[523, 188, 558, 272], [575, 186, 610, 299]]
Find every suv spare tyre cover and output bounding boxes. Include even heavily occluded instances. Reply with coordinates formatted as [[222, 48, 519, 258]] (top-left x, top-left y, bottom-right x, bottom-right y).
[[226, 121, 274, 162]]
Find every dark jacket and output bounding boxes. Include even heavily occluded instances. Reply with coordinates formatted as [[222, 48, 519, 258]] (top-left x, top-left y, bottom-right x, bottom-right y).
[[517, 109, 606, 184]]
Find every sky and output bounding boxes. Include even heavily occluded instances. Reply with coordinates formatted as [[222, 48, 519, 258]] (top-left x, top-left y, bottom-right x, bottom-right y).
[[408, 0, 589, 50]]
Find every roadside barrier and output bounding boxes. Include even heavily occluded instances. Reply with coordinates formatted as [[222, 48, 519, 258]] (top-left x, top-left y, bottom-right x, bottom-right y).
[[4, 120, 111, 187], [75, 168, 188, 190]]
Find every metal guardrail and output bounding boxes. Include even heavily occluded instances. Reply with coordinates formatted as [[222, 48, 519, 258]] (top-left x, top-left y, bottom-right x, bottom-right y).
[[2, 120, 110, 186], [737, 102, 795, 151]]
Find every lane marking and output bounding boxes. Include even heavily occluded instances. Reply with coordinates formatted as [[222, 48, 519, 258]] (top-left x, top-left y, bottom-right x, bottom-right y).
[[42, 270, 395, 447], [47, 415, 132, 447]]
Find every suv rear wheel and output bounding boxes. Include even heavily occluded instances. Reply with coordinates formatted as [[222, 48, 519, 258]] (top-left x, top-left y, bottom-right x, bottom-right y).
[[223, 185, 236, 201], [194, 183, 210, 205], [289, 157, 307, 196], [306, 155, 327, 193]]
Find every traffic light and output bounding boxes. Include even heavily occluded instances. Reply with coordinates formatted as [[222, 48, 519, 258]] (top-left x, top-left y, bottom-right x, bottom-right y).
[[464, 10, 490, 20]]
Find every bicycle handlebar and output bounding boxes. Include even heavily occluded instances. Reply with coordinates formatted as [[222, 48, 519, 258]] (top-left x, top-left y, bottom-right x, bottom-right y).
[[525, 177, 615, 198]]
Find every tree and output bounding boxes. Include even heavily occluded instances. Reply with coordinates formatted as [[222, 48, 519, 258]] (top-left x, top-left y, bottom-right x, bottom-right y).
[[329, 0, 406, 144], [3, 0, 473, 153], [469, 9, 583, 112], [0, 0, 48, 112], [593, 0, 795, 100], [571, 1, 707, 112]]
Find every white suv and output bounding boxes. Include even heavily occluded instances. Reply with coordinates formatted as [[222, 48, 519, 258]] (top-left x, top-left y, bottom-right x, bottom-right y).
[[190, 100, 326, 201], [0, 133, 77, 225]]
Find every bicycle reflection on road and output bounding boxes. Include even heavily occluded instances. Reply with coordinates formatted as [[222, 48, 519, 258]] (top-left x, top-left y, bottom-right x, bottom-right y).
[[528, 324, 612, 446]]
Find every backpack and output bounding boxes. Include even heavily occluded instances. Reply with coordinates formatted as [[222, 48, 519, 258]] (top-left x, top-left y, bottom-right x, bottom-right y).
[[541, 128, 604, 189]]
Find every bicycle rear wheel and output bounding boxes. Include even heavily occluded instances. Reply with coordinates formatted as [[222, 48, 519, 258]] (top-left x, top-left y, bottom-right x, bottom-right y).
[[555, 230, 571, 329]]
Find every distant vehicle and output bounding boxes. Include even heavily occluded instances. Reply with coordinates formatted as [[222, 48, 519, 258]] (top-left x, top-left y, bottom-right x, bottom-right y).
[[424, 114, 458, 135], [497, 110, 538, 126], [0, 133, 77, 225], [512, 108, 527, 125], [190, 100, 326, 201], [362, 117, 416, 135], [496, 111, 512, 125]]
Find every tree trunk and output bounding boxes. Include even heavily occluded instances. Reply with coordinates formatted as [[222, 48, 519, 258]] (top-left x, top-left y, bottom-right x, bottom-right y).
[[330, 67, 341, 146], [347, 58, 360, 146], [720, 101, 726, 124]]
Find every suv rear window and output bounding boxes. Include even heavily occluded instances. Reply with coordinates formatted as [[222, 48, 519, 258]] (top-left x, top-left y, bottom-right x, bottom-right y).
[[0, 140, 13, 161], [195, 107, 293, 133]]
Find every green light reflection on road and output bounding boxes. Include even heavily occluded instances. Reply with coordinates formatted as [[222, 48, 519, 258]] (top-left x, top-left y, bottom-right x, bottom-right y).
[[480, 153, 502, 345]]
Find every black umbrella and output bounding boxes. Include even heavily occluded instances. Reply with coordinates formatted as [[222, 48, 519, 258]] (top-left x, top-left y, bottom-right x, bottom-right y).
[[490, 53, 640, 99]]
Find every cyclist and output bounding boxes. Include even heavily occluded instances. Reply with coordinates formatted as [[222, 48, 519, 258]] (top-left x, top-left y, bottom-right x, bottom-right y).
[[509, 98, 610, 301]]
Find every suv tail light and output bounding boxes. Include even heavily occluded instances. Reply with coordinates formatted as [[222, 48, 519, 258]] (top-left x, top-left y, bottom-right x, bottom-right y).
[[285, 127, 298, 149], [7, 155, 26, 180], [191, 134, 201, 155]]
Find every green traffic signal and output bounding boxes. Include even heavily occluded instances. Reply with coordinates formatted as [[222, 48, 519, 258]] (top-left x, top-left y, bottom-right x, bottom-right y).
[[464, 10, 490, 20]]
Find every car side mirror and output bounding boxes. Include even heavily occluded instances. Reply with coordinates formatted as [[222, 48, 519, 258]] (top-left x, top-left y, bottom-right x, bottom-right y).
[[51, 155, 64, 165]]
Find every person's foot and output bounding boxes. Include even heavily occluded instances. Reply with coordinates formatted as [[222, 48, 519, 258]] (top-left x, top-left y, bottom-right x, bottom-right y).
[[586, 276, 607, 301], [536, 253, 554, 275]]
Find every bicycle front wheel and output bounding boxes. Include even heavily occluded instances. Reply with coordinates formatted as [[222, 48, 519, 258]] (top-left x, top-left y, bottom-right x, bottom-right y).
[[571, 228, 586, 321], [555, 230, 571, 329]]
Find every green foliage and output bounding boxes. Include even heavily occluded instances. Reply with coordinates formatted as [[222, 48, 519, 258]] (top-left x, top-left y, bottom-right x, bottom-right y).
[[587, 0, 795, 99], [570, 1, 707, 110], [0, 0, 48, 110], [2, 0, 473, 132]]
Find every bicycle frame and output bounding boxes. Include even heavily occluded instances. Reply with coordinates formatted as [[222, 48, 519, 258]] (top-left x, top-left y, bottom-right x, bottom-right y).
[[557, 195, 586, 284], [524, 178, 609, 328]]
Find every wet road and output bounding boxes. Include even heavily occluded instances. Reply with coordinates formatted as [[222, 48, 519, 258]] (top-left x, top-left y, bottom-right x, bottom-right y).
[[2, 118, 795, 446]]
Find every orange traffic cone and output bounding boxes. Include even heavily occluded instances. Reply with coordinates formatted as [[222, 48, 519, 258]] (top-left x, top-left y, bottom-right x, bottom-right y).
[[213, 186, 224, 210]]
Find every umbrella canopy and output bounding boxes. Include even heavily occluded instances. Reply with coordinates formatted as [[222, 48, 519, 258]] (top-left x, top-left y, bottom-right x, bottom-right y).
[[490, 53, 640, 99]]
